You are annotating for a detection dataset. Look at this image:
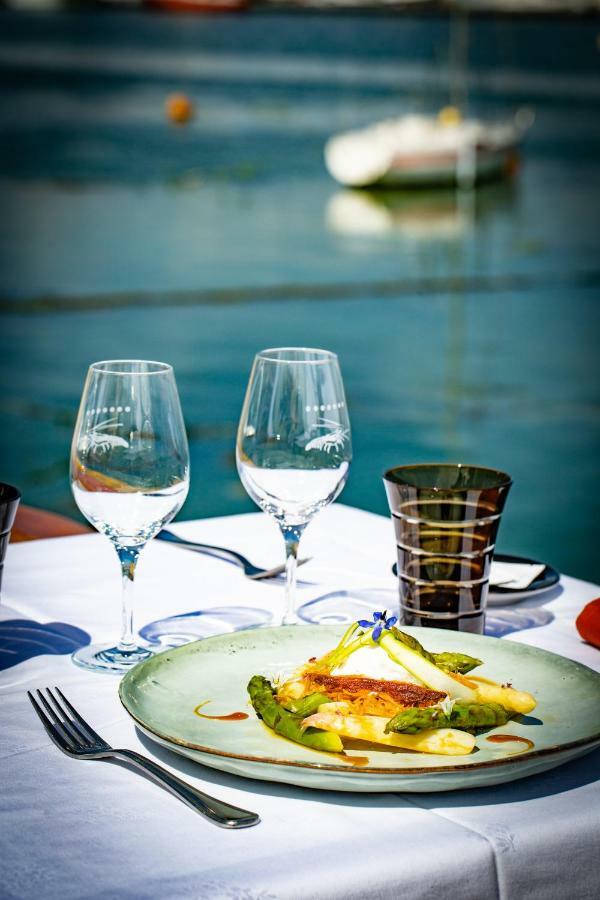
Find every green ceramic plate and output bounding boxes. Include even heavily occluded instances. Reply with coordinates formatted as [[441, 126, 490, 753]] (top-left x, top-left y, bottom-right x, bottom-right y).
[[119, 625, 600, 792]]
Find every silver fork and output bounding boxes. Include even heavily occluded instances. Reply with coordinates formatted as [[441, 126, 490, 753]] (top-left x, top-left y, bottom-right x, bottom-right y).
[[157, 529, 311, 580], [27, 687, 260, 829]]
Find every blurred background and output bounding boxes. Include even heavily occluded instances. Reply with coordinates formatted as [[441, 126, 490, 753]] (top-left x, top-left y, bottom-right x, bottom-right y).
[[0, 0, 599, 579]]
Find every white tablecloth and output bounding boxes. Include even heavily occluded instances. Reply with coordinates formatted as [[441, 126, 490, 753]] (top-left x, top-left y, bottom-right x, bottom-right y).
[[1, 504, 599, 900]]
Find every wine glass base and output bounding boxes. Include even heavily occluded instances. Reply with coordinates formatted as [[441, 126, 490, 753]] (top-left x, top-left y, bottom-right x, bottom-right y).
[[72, 642, 153, 674]]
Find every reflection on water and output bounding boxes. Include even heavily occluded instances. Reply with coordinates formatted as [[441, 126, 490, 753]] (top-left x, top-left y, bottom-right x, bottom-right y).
[[327, 189, 473, 241], [326, 181, 516, 242]]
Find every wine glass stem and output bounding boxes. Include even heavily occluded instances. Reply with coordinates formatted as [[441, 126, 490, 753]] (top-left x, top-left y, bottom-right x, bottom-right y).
[[281, 525, 305, 626], [117, 546, 140, 652]]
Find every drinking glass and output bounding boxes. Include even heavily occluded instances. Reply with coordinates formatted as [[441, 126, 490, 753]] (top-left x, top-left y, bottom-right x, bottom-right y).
[[384, 464, 512, 634], [0, 482, 21, 603], [236, 348, 352, 625], [70, 360, 189, 672]]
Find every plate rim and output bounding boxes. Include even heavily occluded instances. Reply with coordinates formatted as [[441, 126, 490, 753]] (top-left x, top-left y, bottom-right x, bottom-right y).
[[119, 626, 600, 778]]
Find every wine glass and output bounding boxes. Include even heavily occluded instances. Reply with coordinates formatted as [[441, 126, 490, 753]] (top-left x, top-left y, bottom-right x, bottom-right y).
[[70, 360, 189, 672], [236, 347, 352, 625]]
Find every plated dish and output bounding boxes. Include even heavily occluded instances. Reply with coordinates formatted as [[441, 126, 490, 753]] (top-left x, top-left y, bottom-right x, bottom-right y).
[[249, 613, 536, 759], [119, 623, 600, 792]]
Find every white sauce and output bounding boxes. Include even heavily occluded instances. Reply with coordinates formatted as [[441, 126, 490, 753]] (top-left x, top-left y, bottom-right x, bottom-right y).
[[332, 644, 422, 685]]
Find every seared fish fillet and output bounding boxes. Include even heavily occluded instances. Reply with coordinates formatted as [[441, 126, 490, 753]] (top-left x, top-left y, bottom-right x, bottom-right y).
[[280, 674, 446, 717]]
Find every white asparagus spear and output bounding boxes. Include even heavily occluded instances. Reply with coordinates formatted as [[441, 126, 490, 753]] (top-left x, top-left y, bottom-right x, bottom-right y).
[[303, 712, 475, 756]]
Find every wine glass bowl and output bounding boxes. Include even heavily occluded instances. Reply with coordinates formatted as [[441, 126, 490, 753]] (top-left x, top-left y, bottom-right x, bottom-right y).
[[70, 360, 189, 672], [236, 347, 352, 625]]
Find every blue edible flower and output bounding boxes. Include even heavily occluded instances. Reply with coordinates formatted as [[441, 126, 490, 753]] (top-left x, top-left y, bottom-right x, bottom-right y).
[[357, 610, 398, 642]]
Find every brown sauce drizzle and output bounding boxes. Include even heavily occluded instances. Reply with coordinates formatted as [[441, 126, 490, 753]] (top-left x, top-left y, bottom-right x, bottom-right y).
[[487, 734, 534, 752], [194, 701, 249, 721]]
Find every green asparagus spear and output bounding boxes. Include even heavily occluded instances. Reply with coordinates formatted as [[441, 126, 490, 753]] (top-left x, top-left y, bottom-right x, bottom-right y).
[[389, 626, 437, 663], [389, 626, 482, 674], [286, 693, 332, 716], [247, 676, 343, 752], [385, 700, 512, 735], [432, 652, 483, 675]]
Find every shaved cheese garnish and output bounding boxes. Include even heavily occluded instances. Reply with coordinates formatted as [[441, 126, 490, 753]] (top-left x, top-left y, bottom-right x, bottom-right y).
[[438, 697, 455, 717]]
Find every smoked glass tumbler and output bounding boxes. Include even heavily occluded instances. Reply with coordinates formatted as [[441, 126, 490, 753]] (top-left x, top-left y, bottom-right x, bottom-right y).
[[0, 483, 21, 601], [384, 464, 512, 634]]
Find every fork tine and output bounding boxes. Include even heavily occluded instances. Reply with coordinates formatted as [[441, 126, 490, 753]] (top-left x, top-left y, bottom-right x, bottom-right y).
[[35, 688, 66, 728], [28, 690, 74, 752], [36, 689, 82, 749], [54, 686, 106, 746], [45, 688, 94, 748]]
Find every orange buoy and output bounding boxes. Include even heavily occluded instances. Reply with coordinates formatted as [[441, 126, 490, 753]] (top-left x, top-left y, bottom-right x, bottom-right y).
[[166, 93, 195, 125]]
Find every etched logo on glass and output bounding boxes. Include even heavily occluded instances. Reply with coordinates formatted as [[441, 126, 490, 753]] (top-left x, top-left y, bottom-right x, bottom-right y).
[[84, 406, 131, 452], [305, 417, 350, 454]]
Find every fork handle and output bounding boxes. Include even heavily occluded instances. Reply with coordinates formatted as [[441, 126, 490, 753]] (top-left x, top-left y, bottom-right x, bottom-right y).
[[157, 532, 248, 569], [112, 749, 260, 828]]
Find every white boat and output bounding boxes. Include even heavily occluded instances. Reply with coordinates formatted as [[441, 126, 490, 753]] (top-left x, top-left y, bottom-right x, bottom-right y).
[[325, 109, 531, 189]]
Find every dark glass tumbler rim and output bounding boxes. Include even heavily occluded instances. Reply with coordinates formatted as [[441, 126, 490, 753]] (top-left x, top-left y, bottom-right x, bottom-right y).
[[383, 463, 512, 492], [0, 483, 21, 504]]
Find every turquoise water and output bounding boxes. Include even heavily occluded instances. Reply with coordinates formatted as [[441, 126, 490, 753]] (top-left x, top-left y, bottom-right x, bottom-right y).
[[0, 11, 599, 580]]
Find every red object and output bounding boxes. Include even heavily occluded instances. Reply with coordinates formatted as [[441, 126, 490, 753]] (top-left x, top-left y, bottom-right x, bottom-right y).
[[575, 598, 600, 648]]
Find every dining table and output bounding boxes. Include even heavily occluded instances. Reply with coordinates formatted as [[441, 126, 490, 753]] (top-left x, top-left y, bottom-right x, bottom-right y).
[[1, 503, 599, 900]]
